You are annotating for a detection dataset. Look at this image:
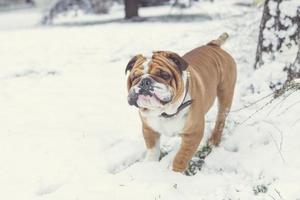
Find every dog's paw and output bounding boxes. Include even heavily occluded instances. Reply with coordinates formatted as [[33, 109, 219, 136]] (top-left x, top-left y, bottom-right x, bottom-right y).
[[144, 151, 160, 162], [172, 156, 189, 172]]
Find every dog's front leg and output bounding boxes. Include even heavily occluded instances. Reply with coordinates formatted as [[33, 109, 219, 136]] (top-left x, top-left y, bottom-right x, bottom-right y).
[[173, 114, 204, 172], [172, 133, 202, 172], [142, 123, 161, 161]]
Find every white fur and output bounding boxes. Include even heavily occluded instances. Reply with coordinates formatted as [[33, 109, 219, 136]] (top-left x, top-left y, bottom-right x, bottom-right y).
[[140, 71, 190, 137], [144, 138, 160, 161], [143, 61, 150, 74]]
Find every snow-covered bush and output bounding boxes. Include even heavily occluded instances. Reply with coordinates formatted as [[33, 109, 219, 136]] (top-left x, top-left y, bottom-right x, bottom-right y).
[[90, 0, 112, 14], [41, 0, 114, 24]]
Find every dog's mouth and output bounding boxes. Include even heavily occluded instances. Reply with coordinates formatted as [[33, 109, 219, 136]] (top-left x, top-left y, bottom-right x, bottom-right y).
[[128, 89, 171, 108], [139, 93, 170, 105], [153, 93, 170, 105]]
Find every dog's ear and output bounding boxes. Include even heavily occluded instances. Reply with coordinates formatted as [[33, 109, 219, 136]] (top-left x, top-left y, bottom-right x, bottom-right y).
[[125, 54, 144, 75], [153, 51, 188, 73], [167, 53, 188, 72]]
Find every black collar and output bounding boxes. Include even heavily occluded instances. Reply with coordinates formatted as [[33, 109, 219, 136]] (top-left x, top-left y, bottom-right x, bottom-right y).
[[160, 75, 192, 118]]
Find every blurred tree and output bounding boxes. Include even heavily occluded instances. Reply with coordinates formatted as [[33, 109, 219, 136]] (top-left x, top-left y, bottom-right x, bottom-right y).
[[0, 0, 34, 7], [124, 0, 139, 19], [124, 0, 171, 19], [254, 0, 300, 85], [42, 0, 114, 24], [41, 0, 173, 23], [139, 0, 169, 7], [90, 0, 112, 14], [254, 0, 265, 6], [42, 0, 92, 24], [25, 0, 35, 5]]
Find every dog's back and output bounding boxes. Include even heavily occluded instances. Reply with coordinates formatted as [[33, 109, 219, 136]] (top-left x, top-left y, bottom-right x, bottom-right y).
[[183, 33, 237, 113]]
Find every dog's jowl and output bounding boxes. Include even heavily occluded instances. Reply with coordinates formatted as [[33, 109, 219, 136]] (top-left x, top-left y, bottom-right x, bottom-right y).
[[125, 33, 237, 172]]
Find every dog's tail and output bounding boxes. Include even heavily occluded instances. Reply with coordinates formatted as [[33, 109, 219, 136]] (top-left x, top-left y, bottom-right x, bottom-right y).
[[208, 32, 229, 47]]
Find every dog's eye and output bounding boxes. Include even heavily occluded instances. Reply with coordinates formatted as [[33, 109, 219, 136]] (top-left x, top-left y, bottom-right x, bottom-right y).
[[159, 70, 171, 80]]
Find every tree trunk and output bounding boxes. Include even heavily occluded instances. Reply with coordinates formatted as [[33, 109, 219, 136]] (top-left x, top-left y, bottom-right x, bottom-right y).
[[90, 0, 112, 14], [293, 9, 300, 69], [124, 0, 139, 19], [254, 0, 300, 86], [294, 41, 300, 68], [255, 0, 300, 69], [254, 0, 271, 69], [285, 6, 300, 82], [286, 40, 300, 82]]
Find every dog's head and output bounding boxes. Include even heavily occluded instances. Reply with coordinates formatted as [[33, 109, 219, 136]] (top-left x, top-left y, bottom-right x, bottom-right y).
[[125, 51, 188, 110]]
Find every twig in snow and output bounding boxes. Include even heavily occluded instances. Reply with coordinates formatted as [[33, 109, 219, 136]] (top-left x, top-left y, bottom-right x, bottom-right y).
[[274, 188, 284, 200], [267, 130, 285, 163], [237, 98, 275, 126], [263, 120, 283, 151], [234, 80, 300, 126], [291, 117, 300, 127], [273, 80, 300, 99], [267, 89, 298, 116], [230, 92, 274, 113], [258, 119, 285, 164], [276, 100, 300, 117], [268, 194, 277, 200]]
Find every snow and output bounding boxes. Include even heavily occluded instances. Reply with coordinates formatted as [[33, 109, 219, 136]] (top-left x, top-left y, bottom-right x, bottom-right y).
[[0, 1, 300, 199], [280, 0, 299, 17]]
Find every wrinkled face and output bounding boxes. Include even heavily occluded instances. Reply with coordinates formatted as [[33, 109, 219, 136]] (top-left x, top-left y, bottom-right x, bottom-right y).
[[125, 51, 188, 110]]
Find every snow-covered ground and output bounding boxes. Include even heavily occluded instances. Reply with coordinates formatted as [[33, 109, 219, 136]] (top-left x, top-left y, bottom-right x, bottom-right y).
[[0, 1, 299, 199]]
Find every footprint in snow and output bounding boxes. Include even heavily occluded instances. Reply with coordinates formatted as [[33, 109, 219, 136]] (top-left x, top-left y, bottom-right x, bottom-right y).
[[36, 182, 64, 196], [104, 140, 146, 174], [105, 139, 213, 176]]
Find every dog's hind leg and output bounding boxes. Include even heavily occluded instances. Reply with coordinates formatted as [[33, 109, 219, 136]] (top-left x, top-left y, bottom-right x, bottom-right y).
[[209, 83, 235, 146]]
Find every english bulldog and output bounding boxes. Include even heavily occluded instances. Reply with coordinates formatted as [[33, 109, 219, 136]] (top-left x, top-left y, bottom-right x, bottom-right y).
[[125, 33, 237, 172]]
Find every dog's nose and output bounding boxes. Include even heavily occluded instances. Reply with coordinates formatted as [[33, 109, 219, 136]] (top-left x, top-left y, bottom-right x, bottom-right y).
[[139, 77, 153, 90]]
